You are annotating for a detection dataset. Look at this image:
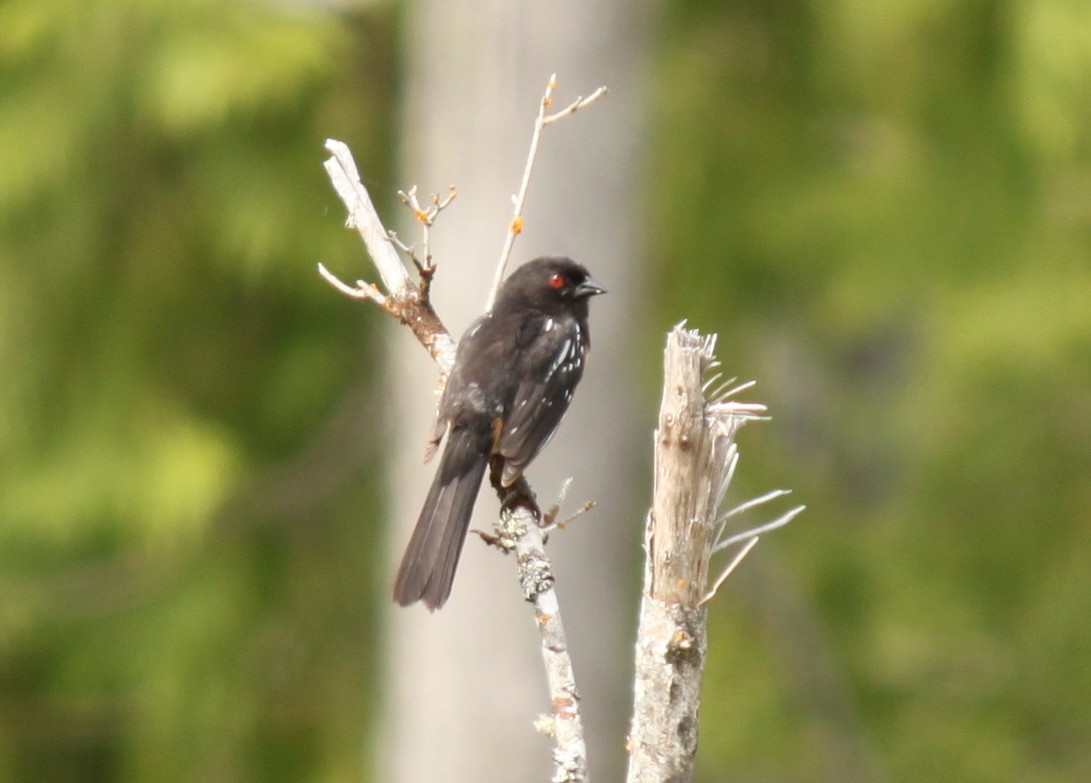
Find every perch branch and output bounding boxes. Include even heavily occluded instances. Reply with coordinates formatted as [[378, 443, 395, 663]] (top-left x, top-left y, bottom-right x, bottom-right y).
[[495, 499, 589, 783]]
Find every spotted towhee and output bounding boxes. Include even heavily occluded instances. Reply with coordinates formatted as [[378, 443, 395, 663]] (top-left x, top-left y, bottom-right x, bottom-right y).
[[393, 256, 606, 610]]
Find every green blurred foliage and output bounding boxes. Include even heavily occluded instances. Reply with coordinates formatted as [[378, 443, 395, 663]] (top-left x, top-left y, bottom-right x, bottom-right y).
[[0, 1, 396, 780], [3, 0, 1090, 781], [648, 1, 1091, 781]]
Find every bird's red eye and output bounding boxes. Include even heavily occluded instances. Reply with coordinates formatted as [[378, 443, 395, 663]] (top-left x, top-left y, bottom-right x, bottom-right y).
[[549, 273, 566, 289]]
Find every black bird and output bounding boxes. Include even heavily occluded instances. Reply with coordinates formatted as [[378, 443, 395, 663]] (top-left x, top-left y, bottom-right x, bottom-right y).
[[393, 256, 605, 610]]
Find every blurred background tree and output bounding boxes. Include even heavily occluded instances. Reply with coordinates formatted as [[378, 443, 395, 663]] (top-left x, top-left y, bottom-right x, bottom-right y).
[[1, 0, 1090, 782], [382, 3, 648, 782]]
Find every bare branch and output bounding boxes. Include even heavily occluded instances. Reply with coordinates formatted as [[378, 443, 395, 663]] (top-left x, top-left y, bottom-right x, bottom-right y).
[[322, 139, 410, 296], [495, 505, 588, 783], [699, 537, 760, 607], [719, 487, 794, 525], [542, 85, 608, 125], [540, 478, 598, 535], [541, 500, 598, 536], [316, 262, 386, 304], [385, 231, 418, 264], [700, 503, 805, 606], [395, 185, 459, 278], [711, 487, 793, 556], [541, 477, 575, 527], [714, 504, 806, 554], [487, 75, 609, 310], [320, 140, 456, 371]]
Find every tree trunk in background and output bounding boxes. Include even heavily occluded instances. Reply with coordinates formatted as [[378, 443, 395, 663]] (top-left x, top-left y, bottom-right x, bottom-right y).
[[380, 2, 653, 781]]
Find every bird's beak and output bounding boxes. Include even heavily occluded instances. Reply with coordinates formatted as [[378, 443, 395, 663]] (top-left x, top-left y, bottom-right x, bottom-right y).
[[576, 278, 607, 298]]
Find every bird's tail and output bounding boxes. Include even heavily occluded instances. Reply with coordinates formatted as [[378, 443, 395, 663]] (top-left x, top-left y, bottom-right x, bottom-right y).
[[393, 427, 489, 610]]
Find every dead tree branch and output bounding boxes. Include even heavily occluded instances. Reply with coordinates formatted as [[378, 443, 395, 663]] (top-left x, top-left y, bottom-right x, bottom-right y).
[[626, 324, 802, 782], [319, 139, 456, 371]]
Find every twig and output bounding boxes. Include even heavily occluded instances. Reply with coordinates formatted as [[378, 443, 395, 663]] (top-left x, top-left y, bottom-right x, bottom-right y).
[[394, 185, 458, 289], [711, 487, 791, 546], [720, 488, 794, 521], [541, 477, 575, 527], [714, 504, 806, 554], [486, 75, 608, 310], [538, 478, 598, 539], [699, 537, 759, 607], [541, 501, 598, 536], [700, 503, 805, 605], [317, 263, 385, 304]]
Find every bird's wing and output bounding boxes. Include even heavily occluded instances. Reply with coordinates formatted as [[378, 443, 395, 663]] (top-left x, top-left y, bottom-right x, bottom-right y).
[[495, 321, 587, 485]]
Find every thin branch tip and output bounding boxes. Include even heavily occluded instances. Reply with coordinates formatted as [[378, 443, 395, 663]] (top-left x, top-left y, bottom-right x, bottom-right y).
[[714, 504, 805, 553], [317, 262, 382, 302], [487, 73, 609, 309], [700, 537, 761, 606]]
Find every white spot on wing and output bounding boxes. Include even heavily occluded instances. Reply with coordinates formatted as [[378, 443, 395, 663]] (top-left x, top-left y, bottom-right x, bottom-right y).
[[548, 339, 573, 376], [539, 326, 588, 394]]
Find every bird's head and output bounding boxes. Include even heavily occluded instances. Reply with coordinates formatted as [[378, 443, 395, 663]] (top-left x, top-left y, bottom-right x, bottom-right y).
[[498, 256, 606, 311]]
